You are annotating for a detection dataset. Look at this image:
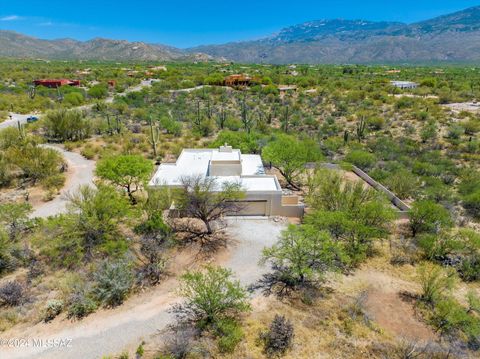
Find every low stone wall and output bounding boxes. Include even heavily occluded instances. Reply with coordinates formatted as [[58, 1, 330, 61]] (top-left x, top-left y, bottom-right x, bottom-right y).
[[350, 165, 411, 213]]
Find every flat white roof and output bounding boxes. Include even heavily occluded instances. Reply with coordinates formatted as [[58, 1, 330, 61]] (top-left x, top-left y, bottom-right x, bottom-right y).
[[391, 80, 418, 86], [149, 148, 279, 192]]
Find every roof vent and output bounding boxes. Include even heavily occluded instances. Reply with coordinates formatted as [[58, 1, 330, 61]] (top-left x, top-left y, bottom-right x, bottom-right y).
[[219, 143, 233, 153]]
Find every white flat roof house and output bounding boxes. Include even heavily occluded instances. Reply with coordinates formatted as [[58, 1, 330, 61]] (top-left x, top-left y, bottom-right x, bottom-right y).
[[149, 145, 304, 217], [391, 80, 419, 89]]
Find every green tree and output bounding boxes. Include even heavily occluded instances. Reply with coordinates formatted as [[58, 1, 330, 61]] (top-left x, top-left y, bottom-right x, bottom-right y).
[[44, 109, 91, 142], [6, 144, 64, 185], [409, 200, 452, 237], [175, 266, 251, 328], [39, 185, 130, 266], [96, 155, 153, 204], [262, 225, 345, 293], [88, 84, 108, 99], [0, 202, 32, 240], [262, 135, 321, 190], [305, 169, 395, 265]]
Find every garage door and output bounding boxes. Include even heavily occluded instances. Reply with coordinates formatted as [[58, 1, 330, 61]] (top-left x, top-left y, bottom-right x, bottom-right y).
[[236, 200, 267, 216]]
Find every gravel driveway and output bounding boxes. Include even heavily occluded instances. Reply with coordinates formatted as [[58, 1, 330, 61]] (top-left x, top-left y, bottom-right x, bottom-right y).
[[31, 145, 96, 218], [2, 218, 286, 359]]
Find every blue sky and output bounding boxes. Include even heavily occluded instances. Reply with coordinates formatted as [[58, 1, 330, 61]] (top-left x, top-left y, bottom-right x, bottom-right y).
[[0, 0, 479, 48]]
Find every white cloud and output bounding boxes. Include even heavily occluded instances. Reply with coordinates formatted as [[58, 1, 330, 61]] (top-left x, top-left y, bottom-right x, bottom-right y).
[[0, 15, 21, 21], [38, 21, 53, 26]]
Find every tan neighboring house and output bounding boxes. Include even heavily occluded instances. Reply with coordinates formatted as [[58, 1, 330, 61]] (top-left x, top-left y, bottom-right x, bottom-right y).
[[148, 145, 304, 217]]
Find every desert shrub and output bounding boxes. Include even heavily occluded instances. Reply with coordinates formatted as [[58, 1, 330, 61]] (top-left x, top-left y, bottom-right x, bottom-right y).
[[63, 92, 84, 106], [418, 264, 455, 305], [429, 298, 480, 339], [160, 324, 198, 359], [43, 299, 63, 322], [462, 190, 480, 219], [260, 315, 294, 357], [0, 230, 14, 275], [39, 185, 130, 267], [305, 169, 395, 266], [0, 202, 32, 240], [66, 288, 97, 320], [345, 149, 376, 169], [173, 266, 250, 329], [136, 342, 145, 357], [367, 116, 385, 130], [93, 259, 134, 307], [81, 146, 96, 160], [43, 108, 91, 142], [40, 173, 65, 192], [416, 232, 457, 261], [384, 169, 419, 199], [137, 236, 168, 286], [27, 259, 45, 281], [160, 116, 182, 136], [458, 255, 480, 282], [409, 201, 452, 237], [0, 281, 24, 306], [215, 318, 244, 353], [88, 84, 108, 99], [135, 212, 170, 236]]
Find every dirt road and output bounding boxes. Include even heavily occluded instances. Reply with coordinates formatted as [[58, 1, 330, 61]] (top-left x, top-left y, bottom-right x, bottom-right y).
[[31, 145, 96, 218]]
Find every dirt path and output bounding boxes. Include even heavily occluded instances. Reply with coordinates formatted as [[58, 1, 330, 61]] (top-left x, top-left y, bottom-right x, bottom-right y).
[[2, 218, 286, 359], [30, 145, 96, 218]]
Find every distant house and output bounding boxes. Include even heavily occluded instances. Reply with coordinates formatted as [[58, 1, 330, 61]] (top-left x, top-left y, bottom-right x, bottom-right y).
[[224, 74, 251, 87], [33, 79, 81, 88], [148, 65, 167, 72], [391, 81, 419, 89], [149, 145, 304, 217], [278, 85, 298, 93]]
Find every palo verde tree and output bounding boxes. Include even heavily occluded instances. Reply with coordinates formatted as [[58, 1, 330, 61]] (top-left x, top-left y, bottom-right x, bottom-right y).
[[39, 185, 130, 266], [305, 168, 396, 265], [262, 134, 321, 190], [260, 224, 346, 296], [96, 155, 153, 204], [408, 200, 452, 238], [172, 175, 245, 237], [173, 266, 251, 329]]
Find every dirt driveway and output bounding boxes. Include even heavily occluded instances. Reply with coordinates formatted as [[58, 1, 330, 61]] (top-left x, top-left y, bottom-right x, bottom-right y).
[[31, 145, 96, 218], [2, 218, 286, 359]]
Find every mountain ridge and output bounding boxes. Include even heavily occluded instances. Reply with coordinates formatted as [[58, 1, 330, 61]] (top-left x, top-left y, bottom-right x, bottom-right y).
[[2, 6, 480, 63]]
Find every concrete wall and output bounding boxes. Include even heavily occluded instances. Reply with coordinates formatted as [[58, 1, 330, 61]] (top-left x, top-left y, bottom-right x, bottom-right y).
[[350, 166, 411, 212], [235, 192, 304, 218]]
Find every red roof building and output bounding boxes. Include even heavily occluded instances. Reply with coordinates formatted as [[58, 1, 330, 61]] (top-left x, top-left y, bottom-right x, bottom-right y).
[[33, 79, 81, 88]]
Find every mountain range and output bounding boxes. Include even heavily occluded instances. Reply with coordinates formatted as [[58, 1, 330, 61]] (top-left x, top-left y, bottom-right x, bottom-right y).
[[2, 6, 480, 64]]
